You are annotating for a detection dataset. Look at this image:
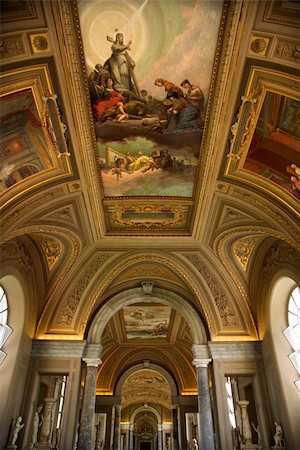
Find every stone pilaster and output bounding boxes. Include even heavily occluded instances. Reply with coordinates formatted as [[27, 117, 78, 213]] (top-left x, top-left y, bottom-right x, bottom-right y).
[[157, 424, 163, 450], [193, 345, 215, 450], [129, 424, 134, 450], [77, 344, 102, 450], [113, 404, 121, 450], [171, 405, 179, 450]]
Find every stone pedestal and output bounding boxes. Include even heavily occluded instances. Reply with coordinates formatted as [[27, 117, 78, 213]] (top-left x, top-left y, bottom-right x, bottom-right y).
[[38, 398, 57, 449], [237, 400, 253, 447]]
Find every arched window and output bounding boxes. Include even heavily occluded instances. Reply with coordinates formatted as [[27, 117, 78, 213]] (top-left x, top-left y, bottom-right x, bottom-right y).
[[284, 286, 300, 391], [0, 285, 12, 365]]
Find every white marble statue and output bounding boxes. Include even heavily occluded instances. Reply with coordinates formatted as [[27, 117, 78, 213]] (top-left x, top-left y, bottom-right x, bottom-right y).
[[30, 404, 43, 449], [9, 416, 24, 447], [273, 422, 286, 448]]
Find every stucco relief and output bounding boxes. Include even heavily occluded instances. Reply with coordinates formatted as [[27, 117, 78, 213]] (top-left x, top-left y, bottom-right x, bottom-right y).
[[184, 253, 238, 327], [57, 253, 114, 327], [233, 237, 259, 271], [262, 241, 300, 285], [34, 234, 62, 271], [0, 239, 34, 284]]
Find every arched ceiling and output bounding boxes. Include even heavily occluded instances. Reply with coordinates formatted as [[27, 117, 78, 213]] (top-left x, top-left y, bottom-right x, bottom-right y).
[[0, 0, 299, 380]]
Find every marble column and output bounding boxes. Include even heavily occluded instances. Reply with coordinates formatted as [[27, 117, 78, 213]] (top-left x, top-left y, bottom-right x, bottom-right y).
[[171, 406, 179, 450], [193, 358, 215, 450], [129, 424, 134, 450], [77, 344, 102, 450], [157, 424, 163, 450], [113, 404, 121, 450]]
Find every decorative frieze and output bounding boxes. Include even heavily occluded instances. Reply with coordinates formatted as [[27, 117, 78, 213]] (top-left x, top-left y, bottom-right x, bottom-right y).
[[0, 35, 25, 60], [273, 38, 300, 65]]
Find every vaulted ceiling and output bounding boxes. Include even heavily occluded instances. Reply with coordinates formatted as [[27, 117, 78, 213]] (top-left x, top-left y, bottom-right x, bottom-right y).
[[0, 0, 300, 396]]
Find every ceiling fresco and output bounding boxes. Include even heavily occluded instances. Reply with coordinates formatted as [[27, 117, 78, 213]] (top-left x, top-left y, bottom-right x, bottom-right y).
[[0, 89, 52, 193], [78, 0, 224, 232], [122, 369, 171, 408], [122, 304, 171, 340], [244, 92, 300, 200]]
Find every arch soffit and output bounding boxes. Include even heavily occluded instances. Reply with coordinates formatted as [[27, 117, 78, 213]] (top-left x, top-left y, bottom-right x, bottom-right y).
[[130, 405, 162, 425], [115, 363, 178, 397], [88, 287, 207, 346]]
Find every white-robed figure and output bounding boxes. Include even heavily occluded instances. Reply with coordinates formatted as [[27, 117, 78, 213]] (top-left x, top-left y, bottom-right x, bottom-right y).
[[104, 31, 139, 95]]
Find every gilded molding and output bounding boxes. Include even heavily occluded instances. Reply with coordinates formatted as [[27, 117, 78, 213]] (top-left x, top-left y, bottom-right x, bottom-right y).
[[56, 1, 105, 234]]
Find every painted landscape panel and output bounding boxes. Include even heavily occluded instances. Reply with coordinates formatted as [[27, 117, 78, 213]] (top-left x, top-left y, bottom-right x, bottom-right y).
[[78, 0, 224, 197], [123, 305, 171, 339]]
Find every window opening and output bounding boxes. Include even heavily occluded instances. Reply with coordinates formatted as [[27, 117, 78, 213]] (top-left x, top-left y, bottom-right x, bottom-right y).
[[0, 285, 12, 364], [284, 286, 300, 391]]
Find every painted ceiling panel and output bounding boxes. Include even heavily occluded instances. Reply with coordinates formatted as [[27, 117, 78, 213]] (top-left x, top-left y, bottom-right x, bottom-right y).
[[78, 0, 224, 233], [123, 304, 171, 340]]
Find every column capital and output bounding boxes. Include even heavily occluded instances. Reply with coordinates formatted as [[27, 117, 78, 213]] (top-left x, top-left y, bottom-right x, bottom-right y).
[[157, 424, 163, 431], [192, 358, 212, 368], [83, 357, 101, 367]]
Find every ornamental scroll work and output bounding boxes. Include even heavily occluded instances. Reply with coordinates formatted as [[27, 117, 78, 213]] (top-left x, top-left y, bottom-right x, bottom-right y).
[[227, 93, 258, 165], [184, 253, 239, 328], [56, 253, 114, 328], [42, 93, 70, 158], [34, 234, 62, 271]]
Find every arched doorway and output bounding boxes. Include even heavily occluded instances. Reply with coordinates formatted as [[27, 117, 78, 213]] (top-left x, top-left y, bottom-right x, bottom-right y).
[[78, 285, 215, 450]]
